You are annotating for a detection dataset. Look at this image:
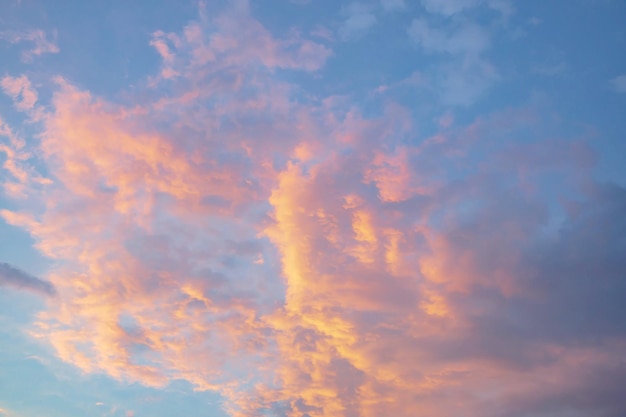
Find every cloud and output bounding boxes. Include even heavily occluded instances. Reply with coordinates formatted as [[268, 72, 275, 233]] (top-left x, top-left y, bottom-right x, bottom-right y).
[[0, 3, 624, 417], [421, 0, 481, 15], [408, 18, 490, 56], [0, 3, 336, 399], [409, 0, 513, 105], [610, 74, 626, 93], [408, 18, 498, 105], [339, 3, 377, 41], [0, 29, 59, 61], [1, 75, 38, 110], [148, 6, 331, 84], [0, 262, 56, 296], [235, 103, 623, 416], [438, 58, 499, 105], [420, 0, 513, 17], [0, 113, 51, 197], [380, 0, 406, 12]]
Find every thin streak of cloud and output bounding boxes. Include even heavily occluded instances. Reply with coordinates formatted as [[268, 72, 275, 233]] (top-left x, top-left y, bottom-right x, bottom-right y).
[[0, 262, 56, 297]]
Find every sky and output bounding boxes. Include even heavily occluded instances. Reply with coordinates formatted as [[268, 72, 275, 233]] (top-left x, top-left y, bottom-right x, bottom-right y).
[[0, 0, 625, 416]]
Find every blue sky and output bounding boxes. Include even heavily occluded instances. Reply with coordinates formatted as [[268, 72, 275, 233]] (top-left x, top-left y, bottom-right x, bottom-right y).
[[1, 1, 625, 416]]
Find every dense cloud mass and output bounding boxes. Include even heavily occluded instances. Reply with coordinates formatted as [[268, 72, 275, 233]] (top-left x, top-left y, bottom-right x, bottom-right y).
[[0, 1, 625, 417]]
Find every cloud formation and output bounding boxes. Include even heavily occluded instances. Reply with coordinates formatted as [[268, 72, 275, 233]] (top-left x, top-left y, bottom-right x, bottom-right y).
[[407, 3, 503, 105], [0, 2, 624, 417], [340, 3, 378, 40], [0, 262, 56, 296], [1, 75, 38, 110], [0, 29, 59, 61]]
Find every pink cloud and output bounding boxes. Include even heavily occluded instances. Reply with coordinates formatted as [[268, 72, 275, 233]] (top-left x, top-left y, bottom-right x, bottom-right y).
[[1, 75, 38, 110], [0, 115, 51, 197], [149, 7, 331, 87], [1, 29, 59, 61], [1, 4, 623, 417]]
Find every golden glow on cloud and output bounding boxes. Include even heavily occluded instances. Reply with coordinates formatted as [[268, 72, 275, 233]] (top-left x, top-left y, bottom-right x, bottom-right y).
[[1, 3, 624, 417]]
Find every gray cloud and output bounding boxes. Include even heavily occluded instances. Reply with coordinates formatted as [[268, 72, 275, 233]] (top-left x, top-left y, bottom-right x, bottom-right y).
[[0, 262, 56, 297]]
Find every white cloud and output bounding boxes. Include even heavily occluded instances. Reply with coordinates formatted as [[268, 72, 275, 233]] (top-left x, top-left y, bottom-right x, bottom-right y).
[[408, 18, 490, 56], [407, 15, 498, 105], [381, 0, 406, 12], [340, 3, 377, 40], [420, 0, 513, 17], [610, 74, 626, 93], [439, 58, 499, 105], [487, 0, 514, 17], [531, 61, 567, 76], [421, 0, 480, 16]]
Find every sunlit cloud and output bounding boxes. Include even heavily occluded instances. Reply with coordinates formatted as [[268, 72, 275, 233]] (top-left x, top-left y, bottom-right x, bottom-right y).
[[0, 1, 624, 417], [1, 75, 38, 111]]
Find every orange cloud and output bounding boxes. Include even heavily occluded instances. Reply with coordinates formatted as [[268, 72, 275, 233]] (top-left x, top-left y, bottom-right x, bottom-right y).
[[2, 4, 623, 417]]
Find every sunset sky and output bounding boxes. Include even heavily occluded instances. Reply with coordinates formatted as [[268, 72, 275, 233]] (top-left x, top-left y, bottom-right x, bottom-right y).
[[1, 1, 625, 416]]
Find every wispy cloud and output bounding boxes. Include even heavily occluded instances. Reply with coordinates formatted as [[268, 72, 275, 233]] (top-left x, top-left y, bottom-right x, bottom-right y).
[[408, 18, 490, 56], [0, 262, 56, 297], [1, 75, 38, 111], [610, 74, 626, 93], [420, 0, 513, 17], [381, 0, 406, 12], [404, 0, 519, 106], [0, 29, 59, 61], [407, 7, 501, 105], [420, 0, 481, 16], [339, 3, 378, 41]]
